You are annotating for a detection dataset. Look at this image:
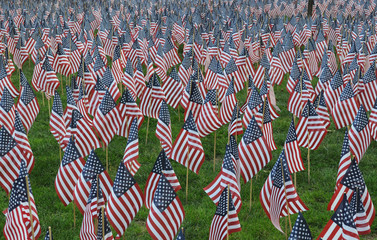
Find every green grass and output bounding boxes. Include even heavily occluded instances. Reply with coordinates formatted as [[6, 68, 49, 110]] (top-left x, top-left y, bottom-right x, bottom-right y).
[[1, 56, 377, 240]]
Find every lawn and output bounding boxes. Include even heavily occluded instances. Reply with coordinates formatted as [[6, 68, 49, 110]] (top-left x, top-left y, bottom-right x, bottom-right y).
[[1, 54, 377, 240]]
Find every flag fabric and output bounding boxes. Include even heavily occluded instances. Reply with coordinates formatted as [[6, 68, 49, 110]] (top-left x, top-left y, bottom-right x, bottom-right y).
[[79, 177, 104, 240], [255, 99, 277, 151], [318, 194, 359, 240], [335, 129, 352, 192], [204, 145, 242, 213], [313, 91, 331, 129], [359, 62, 377, 111], [55, 137, 85, 206], [162, 68, 184, 109], [93, 90, 121, 147], [144, 149, 181, 210], [350, 188, 371, 235], [209, 186, 241, 240], [16, 70, 39, 133], [13, 111, 34, 173], [176, 228, 185, 240], [73, 150, 113, 214], [260, 149, 308, 232], [49, 91, 66, 149], [156, 101, 173, 159], [3, 160, 41, 240], [146, 174, 185, 240], [284, 117, 304, 174], [288, 212, 312, 240], [44, 228, 53, 240], [97, 208, 114, 240], [122, 118, 140, 176], [116, 88, 144, 138], [63, 109, 101, 158], [242, 86, 263, 128], [0, 126, 26, 194], [106, 162, 143, 239], [0, 88, 16, 133], [332, 82, 360, 129], [196, 89, 222, 137], [324, 70, 345, 114], [171, 111, 205, 174], [296, 100, 327, 150], [239, 115, 271, 183], [219, 79, 237, 124], [228, 102, 243, 137], [328, 159, 375, 228], [348, 105, 371, 162]]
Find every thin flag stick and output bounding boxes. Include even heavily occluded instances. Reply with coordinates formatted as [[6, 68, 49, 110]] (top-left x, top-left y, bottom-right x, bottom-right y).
[[213, 131, 216, 172], [307, 132, 311, 184], [186, 148, 190, 203], [106, 146, 109, 172], [73, 203, 76, 228], [25, 175, 35, 240], [249, 179, 252, 210], [49, 226, 52, 239]]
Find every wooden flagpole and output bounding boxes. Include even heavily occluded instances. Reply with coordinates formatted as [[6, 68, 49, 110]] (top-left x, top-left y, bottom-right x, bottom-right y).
[[73, 202, 76, 228], [186, 148, 190, 203], [25, 175, 35, 240], [213, 131, 216, 172], [307, 131, 311, 184], [95, 174, 99, 234], [106, 146, 109, 172], [48, 226, 52, 239], [226, 184, 230, 240]]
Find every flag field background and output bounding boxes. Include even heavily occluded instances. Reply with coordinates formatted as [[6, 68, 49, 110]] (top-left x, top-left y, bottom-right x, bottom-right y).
[[1, 48, 377, 239]]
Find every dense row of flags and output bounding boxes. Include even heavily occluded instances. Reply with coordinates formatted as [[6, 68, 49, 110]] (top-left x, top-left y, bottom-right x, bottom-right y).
[[2, 0, 377, 239]]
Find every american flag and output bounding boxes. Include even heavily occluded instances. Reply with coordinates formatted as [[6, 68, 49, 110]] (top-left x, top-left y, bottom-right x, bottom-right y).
[[238, 115, 271, 183], [255, 99, 277, 151], [93, 90, 121, 147], [228, 102, 243, 137], [52, 43, 72, 77], [335, 130, 352, 193], [73, 150, 113, 214], [204, 145, 242, 213], [63, 109, 101, 158], [97, 208, 114, 240], [349, 105, 371, 162], [117, 88, 144, 138], [332, 81, 360, 129], [176, 228, 185, 240], [44, 228, 53, 240], [39, 55, 60, 98], [0, 58, 19, 99], [162, 68, 184, 109], [13, 36, 28, 69], [328, 159, 375, 229], [313, 91, 331, 129], [122, 59, 137, 100], [146, 174, 185, 240], [88, 77, 107, 117], [219, 79, 237, 124], [288, 212, 312, 240], [111, 45, 124, 85], [178, 48, 192, 87], [134, 60, 146, 98], [102, 67, 121, 102], [242, 86, 263, 128], [0, 88, 16, 133], [181, 77, 203, 121], [350, 188, 371, 235], [123, 118, 140, 176], [204, 57, 219, 90], [79, 177, 104, 240], [106, 162, 143, 239], [269, 42, 284, 86], [209, 186, 241, 240], [172, 111, 205, 174], [50, 91, 66, 149], [315, 65, 332, 97], [145, 149, 181, 210], [319, 194, 359, 240], [284, 117, 304, 174], [196, 89, 222, 137], [156, 101, 172, 158], [296, 100, 327, 150], [13, 111, 34, 173], [360, 62, 377, 111], [324, 70, 345, 114], [17, 70, 40, 133], [260, 149, 308, 232], [3, 160, 41, 240], [224, 58, 243, 93], [286, 58, 301, 94], [55, 137, 85, 206]]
